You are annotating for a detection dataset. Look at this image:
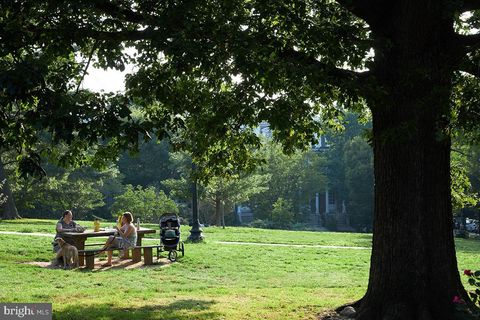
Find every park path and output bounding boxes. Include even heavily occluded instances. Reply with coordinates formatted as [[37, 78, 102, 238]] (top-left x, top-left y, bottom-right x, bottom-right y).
[[0, 231, 371, 250], [215, 241, 370, 250]]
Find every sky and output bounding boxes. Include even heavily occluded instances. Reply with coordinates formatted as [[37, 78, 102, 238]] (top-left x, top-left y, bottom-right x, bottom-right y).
[[82, 47, 137, 92], [82, 65, 132, 93]]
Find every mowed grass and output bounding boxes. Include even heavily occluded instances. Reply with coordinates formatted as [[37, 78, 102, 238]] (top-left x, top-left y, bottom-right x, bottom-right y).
[[0, 219, 478, 320]]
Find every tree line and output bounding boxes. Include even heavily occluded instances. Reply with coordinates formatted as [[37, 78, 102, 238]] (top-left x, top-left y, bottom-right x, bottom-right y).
[[0, 114, 376, 229], [3, 113, 478, 231]]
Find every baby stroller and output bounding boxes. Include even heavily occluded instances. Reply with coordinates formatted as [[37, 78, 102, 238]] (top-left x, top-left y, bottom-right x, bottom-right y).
[[158, 213, 185, 262]]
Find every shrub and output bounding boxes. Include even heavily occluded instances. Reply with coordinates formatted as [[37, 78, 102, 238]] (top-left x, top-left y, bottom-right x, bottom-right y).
[[453, 270, 480, 319], [464, 269, 480, 307], [271, 198, 294, 228], [325, 214, 337, 231], [249, 219, 275, 229]]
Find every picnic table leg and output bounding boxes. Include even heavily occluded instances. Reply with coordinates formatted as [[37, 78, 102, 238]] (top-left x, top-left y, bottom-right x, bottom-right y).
[[76, 239, 85, 266], [143, 247, 153, 265], [136, 235, 144, 246], [85, 253, 95, 270]]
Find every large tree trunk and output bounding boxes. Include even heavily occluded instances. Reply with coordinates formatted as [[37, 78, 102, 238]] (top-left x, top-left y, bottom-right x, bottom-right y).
[[356, 4, 469, 319], [0, 158, 20, 219]]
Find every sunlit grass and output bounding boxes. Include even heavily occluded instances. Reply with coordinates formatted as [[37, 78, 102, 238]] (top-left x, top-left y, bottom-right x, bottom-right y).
[[0, 219, 478, 320]]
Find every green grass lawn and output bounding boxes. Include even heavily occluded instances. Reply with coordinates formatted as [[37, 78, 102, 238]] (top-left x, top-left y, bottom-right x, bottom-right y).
[[0, 219, 478, 320]]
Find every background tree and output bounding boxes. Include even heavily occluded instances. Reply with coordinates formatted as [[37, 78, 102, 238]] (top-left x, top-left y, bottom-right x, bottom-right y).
[[270, 197, 295, 229], [343, 136, 374, 231], [118, 138, 175, 188], [203, 174, 270, 227], [249, 140, 328, 223], [163, 151, 270, 226], [451, 147, 480, 211], [36, 174, 105, 219], [111, 185, 178, 223], [0, 2, 150, 219], [10, 165, 110, 219], [0, 156, 19, 219]]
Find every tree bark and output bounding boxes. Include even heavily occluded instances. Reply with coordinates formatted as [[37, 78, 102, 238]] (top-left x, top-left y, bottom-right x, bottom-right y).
[[356, 3, 472, 319], [214, 194, 222, 226], [0, 158, 20, 219], [221, 200, 225, 229]]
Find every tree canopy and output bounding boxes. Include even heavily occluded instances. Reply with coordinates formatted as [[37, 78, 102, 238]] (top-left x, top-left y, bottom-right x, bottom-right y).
[[3, 0, 480, 318]]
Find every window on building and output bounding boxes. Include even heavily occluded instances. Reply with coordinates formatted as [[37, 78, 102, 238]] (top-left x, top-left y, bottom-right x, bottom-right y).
[[329, 192, 335, 205]]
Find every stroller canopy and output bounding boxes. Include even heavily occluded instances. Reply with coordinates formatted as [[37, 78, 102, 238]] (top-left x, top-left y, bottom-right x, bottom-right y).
[[160, 213, 181, 228]]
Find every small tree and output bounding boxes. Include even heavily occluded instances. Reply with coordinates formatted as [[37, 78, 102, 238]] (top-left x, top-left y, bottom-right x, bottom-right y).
[[111, 185, 178, 223], [271, 198, 295, 229]]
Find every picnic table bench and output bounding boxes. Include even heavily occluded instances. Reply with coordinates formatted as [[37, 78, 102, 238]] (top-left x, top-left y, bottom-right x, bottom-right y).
[[78, 245, 163, 269], [62, 227, 156, 267]]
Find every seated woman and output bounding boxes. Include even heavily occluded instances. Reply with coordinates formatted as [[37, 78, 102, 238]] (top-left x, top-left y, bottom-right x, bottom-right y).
[[102, 212, 137, 266], [52, 210, 78, 265]]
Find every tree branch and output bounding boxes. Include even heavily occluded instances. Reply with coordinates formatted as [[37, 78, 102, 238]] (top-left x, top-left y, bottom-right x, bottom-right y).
[[84, 0, 167, 27], [456, 33, 480, 54], [458, 57, 480, 77], [335, 0, 385, 28], [30, 26, 167, 44], [278, 49, 372, 96], [76, 40, 97, 94], [86, 0, 147, 24]]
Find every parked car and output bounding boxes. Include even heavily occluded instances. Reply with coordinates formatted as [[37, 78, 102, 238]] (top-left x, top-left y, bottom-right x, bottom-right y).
[[466, 219, 478, 232]]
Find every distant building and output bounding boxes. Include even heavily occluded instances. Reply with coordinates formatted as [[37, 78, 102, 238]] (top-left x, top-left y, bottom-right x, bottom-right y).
[[236, 205, 254, 224]]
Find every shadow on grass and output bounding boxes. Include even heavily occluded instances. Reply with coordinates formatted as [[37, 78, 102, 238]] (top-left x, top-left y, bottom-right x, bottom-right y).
[[74, 259, 172, 272], [55, 300, 219, 320], [455, 238, 480, 253]]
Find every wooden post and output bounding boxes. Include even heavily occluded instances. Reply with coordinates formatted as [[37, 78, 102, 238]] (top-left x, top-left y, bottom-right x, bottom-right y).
[[143, 247, 153, 265], [85, 253, 95, 270]]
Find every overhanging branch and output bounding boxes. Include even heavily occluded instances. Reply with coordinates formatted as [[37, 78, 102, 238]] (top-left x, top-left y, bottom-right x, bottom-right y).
[[86, 0, 147, 24], [335, 0, 385, 28], [458, 58, 480, 77], [279, 49, 372, 97], [456, 33, 480, 54], [84, 0, 165, 26], [29, 26, 167, 43]]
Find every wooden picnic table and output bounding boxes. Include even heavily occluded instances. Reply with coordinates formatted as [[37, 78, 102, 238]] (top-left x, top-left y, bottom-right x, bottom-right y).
[[61, 227, 156, 266]]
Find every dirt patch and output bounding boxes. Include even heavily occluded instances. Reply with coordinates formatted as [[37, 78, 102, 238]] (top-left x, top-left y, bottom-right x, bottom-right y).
[[317, 310, 353, 320], [23, 261, 58, 269], [22, 258, 172, 270]]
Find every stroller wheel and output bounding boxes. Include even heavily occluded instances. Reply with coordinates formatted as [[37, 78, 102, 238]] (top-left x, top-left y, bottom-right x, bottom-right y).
[[168, 250, 177, 262]]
